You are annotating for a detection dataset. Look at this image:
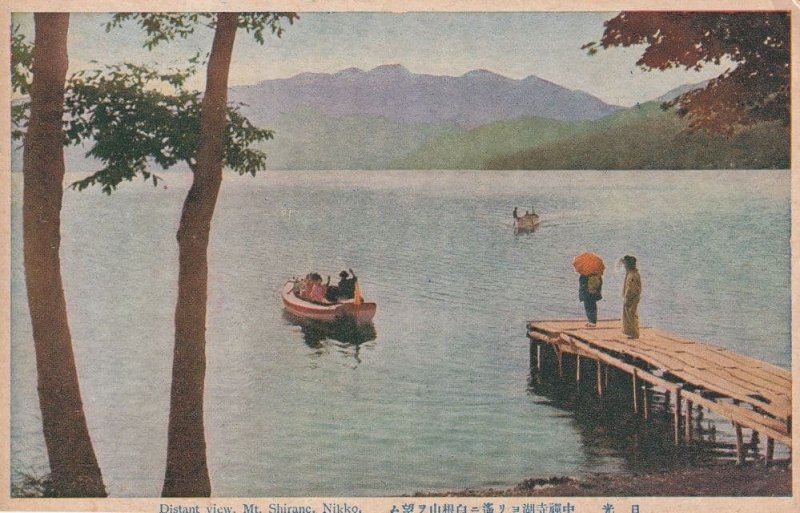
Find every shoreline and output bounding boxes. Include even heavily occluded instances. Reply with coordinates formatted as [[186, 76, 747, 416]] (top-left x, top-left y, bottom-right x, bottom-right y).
[[414, 463, 791, 497]]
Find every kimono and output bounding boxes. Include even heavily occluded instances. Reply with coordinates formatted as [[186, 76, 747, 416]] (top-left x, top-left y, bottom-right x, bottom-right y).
[[623, 268, 642, 338]]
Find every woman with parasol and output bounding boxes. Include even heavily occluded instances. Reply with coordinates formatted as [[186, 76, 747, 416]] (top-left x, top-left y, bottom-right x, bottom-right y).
[[573, 252, 604, 327]]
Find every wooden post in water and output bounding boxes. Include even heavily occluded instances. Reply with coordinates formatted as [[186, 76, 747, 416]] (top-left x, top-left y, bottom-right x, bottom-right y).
[[749, 430, 759, 462], [596, 360, 604, 397], [557, 348, 564, 378], [631, 369, 639, 414], [728, 399, 746, 464], [576, 356, 581, 387], [684, 400, 693, 443], [696, 405, 704, 435], [673, 386, 683, 446], [765, 437, 775, 466], [642, 384, 649, 421], [536, 344, 542, 371], [733, 422, 746, 465]]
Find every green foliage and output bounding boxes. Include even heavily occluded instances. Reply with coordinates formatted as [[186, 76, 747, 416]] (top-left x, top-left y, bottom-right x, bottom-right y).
[[238, 12, 298, 43], [11, 24, 32, 95], [107, 12, 298, 50], [65, 62, 273, 193], [107, 13, 206, 49], [11, 24, 33, 140], [10, 13, 295, 189], [55, 11, 299, 193], [11, 473, 54, 498]]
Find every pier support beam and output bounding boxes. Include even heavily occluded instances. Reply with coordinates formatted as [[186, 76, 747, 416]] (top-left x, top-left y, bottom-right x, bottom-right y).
[[673, 386, 683, 446], [685, 400, 693, 443], [596, 360, 604, 397], [765, 437, 775, 466], [632, 370, 639, 414], [557, 348, 564, 378], [734, 422, 746, 465], [749, 430, 760, 462]]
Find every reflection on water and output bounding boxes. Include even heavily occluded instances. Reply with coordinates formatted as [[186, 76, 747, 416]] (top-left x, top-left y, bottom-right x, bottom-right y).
[[527, 360, 685, 469], [513, 224, 539, 235], [282, 310, 377, 362]]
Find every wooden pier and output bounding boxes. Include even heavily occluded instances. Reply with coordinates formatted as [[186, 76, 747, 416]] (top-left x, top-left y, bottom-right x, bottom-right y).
[[527, 319, 792, 464]]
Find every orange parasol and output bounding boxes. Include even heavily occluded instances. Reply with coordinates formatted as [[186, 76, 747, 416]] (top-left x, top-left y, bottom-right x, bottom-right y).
[[572, 252, 605, 276]]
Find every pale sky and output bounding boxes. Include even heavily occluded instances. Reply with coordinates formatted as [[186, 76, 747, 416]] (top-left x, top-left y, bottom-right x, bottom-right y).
[[12, 12, 728, 107]]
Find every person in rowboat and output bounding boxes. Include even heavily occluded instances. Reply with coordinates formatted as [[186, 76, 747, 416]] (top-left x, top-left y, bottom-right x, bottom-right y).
[[298, 272, 322, 300], [309, 276, 328, 304], [337, 269, 358, 300]]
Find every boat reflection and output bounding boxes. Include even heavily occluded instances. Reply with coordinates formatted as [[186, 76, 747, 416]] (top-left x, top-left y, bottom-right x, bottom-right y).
[[514, 223, 539, 235], [283, 310, 377, 349]]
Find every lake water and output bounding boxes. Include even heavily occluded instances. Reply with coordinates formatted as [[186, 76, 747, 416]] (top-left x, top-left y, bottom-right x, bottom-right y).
[[9, 170, 791, 497]]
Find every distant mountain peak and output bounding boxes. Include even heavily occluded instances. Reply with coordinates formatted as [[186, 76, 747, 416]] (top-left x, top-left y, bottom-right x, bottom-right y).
[[461, 69, 506, 79], [336, 67, 364, 76], [521, 74, 560, 86], [369, 64, 411, 74]]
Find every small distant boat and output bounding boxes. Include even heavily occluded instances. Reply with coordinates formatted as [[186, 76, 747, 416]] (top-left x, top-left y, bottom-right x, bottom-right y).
[[514, 211, 540, 232], [282, 280, 377, 324]]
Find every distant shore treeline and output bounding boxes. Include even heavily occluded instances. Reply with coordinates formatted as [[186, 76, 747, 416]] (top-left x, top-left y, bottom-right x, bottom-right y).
[[410, 103, 790, 170]]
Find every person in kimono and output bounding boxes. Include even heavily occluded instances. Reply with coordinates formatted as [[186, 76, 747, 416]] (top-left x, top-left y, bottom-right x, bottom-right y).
[[579, 272, 603, 327], [622, 255, 642, 339]]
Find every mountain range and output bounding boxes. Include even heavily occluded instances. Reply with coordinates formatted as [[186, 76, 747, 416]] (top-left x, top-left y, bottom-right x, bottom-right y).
[[229, 64, 623, 129], [231, 66, 785, 170], [10, 66, 788, 173]]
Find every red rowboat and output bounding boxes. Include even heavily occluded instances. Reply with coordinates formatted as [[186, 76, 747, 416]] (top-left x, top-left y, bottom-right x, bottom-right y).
[[281, 280, 377, 324]]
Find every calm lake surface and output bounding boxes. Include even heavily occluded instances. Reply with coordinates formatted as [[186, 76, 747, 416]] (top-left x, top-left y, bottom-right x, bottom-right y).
[[10, 170, 791, 497]]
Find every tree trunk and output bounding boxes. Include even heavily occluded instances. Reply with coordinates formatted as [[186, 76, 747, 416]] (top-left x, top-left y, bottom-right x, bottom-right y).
[[162, 13, 238, 497], [22, 13, 106, 497]]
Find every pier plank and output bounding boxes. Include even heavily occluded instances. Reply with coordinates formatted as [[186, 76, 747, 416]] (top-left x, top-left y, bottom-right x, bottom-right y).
[[609, 342, 787, 403], [655, 330, 790, 379]]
